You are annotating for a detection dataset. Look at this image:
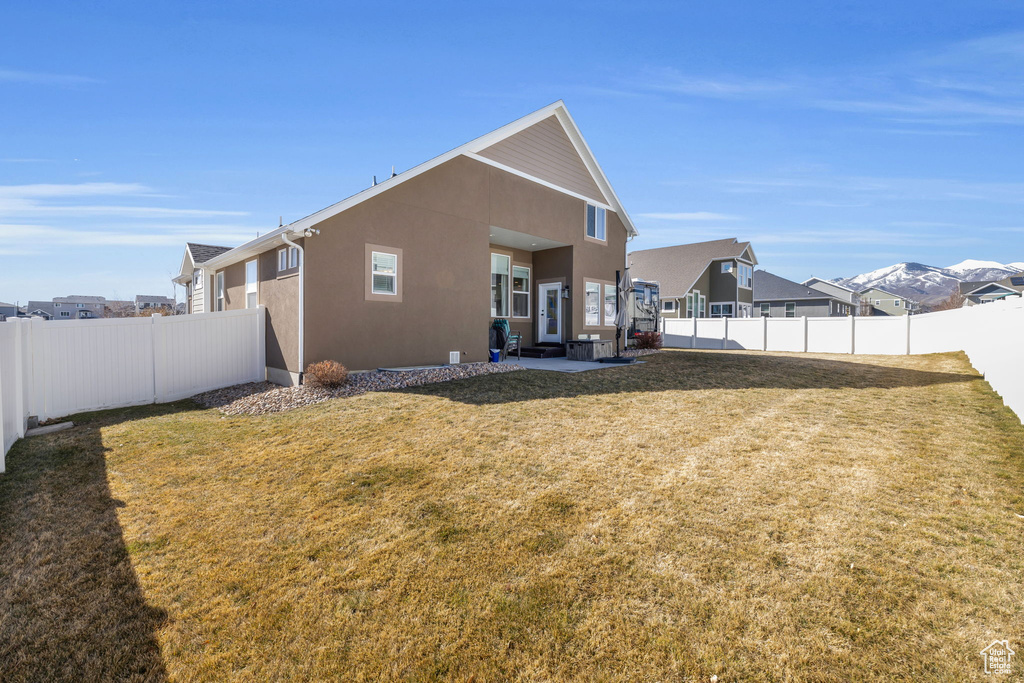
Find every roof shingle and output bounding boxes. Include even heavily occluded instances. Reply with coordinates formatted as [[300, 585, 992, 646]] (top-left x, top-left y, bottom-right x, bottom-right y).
[[628, 238, 753, 297]]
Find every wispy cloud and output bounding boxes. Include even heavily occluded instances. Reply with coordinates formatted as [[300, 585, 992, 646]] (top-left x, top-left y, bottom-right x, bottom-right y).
[[632, 67, 795, 98], [0, 182, 249, 219], [636, 211, 740, 220], [0, 67, 98, 86], [0, 224, 262, 249]]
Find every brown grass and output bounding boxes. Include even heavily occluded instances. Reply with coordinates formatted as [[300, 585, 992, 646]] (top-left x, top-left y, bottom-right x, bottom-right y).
[[2, 350, 1023, 681]]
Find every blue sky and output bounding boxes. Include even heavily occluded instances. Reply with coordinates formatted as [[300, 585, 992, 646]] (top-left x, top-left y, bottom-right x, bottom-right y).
[[3, 1, 1024, 304]]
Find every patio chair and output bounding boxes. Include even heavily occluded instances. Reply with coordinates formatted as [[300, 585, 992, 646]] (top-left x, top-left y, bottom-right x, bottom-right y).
[[503, 331, 522, 361]]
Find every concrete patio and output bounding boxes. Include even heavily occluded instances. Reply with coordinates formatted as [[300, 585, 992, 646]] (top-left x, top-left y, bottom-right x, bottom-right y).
[[498, 356, 641, 373]]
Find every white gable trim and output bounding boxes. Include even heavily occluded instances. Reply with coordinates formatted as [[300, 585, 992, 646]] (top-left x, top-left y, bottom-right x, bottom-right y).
[[464, 152, 614, 210], [199, 101, 637, 271], [965, 282, 1018, 296]]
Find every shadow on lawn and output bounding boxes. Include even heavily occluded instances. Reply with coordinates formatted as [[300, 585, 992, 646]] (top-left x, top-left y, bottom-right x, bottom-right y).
[[0, 401, 197, 682], [399, 350, 982, 405]]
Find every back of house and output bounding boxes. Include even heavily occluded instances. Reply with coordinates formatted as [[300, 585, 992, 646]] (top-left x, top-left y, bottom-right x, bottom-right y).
[[628, 238, 756, 319], [173, 101, 637, 384]]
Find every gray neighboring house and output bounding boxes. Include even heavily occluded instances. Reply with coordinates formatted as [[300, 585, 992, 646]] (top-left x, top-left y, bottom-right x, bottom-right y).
[[753, 270, 853, 317], [629, 238, 757, 318], [135, 295, 176, 314], [858, 287, 919, 316], [0, 302, 17, 321], [803, 277, 862, 311], [26, 295, 110, 320], [959, 274, 1024, 306]]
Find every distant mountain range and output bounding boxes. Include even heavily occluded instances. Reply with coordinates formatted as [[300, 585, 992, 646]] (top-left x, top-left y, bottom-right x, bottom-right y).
[[831, 260, 1024, 305]]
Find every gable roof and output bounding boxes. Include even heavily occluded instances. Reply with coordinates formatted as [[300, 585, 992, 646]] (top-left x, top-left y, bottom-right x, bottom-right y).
[[754, 270, 837, 302], [187, 243, 232, 264], [627, 238, 754, 298], [195, 101, 636, 273], [963, 281, 1019, 297], [860, 286, 908, 300], [803, 277, 859, 295]]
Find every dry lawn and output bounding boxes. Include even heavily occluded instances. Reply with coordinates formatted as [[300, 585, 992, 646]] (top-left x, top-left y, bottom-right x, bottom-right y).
[[2, 350, 1023, 681]]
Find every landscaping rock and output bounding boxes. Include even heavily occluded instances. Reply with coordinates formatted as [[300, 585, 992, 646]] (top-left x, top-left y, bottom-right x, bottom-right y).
[[193, 362, 525, 416]]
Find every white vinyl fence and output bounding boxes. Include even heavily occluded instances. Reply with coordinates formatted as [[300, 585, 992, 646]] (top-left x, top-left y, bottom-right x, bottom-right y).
[[0, 307, 266, 469], [663, 296, 1024, 421]]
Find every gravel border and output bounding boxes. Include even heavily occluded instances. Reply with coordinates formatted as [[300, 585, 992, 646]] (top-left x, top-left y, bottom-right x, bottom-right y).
[[193, 362, 525, 416]]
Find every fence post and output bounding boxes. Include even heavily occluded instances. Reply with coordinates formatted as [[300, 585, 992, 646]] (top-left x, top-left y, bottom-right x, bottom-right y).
[[850, 314, 856, 355], [802, 316, 809, 352], [692, 316, 697, 349], [905, 313, 912, 355], [29, 317, 47, 421], [762, 314, 768, 351], [11, 319, 25, 439], [256, 305, 267, 381], [722, 317, 729, 350], [151, 314, 164, 403]]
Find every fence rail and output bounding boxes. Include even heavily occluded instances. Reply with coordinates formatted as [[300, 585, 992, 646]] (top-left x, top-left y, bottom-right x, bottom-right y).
[[663, 297, 1024, 421], [0, 307, 266, 469]]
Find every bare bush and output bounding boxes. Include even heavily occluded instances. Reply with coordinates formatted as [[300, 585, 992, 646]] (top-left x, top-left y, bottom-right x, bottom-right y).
[[304, 360, 349, 389]]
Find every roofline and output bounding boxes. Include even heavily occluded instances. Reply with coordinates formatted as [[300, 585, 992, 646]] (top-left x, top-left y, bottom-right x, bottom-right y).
[[198, 101, 637, 272], [802, 277, 859, 294], [860, 286, 907, 299], [964, 282, 1019, 296]]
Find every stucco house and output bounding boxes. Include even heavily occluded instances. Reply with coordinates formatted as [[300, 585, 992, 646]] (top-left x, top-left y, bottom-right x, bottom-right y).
[[628, 238, 756, 319], [172, 101, 637, 384], [754, 271, 854, 317]]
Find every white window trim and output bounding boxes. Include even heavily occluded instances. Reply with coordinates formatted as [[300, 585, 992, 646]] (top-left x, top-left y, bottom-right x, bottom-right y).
[[584, 281, 601, 326], [709, 301, 735, 318], [737, 263, 753, 289], [512, 265, 530, 319], [194, 268, 204, 290], [372, 251, 399, 296], [760, 303, 771, 317], [245, 259, 259, 309], [785, 302, 796, 318], [215, 272, 225, 311], [490, 253, 510, 317], [721, 262, 734, 274], [585, 204, 607, 242], [662, 299, 676, 312], [278, 248, 287, 273]]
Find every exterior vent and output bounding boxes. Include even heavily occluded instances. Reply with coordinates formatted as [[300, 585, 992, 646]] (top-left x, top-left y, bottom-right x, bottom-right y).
[[449, 351, 460, 364]]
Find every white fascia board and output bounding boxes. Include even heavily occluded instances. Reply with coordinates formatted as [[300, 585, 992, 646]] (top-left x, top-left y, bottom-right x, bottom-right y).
[[178, 248, 195, 279], [965, 282, 1017, 296], [199, 100, 637, 270]]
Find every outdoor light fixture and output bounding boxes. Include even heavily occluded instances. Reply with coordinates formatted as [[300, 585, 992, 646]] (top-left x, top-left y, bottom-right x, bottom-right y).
[[562, 287, 570, 299]]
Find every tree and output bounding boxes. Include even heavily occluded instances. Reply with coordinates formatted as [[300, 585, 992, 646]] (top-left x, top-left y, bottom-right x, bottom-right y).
[[931, 289, 966, 311]]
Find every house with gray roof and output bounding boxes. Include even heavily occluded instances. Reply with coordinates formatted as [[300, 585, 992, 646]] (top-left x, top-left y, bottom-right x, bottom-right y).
[[628, 238, 757, 318], [0, 302, 17, 321], [754, 271, 853, 317], [26, 295, 110, 320], [859, 287, 919, 316], [959, 274, 1024, 306], [803, 277, 862, 309], [174, 242, 233, 314], [135, 294, 176, 315]]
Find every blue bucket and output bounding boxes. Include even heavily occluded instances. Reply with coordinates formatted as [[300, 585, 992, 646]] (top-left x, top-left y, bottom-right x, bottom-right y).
[[489, 349, 501, 362]]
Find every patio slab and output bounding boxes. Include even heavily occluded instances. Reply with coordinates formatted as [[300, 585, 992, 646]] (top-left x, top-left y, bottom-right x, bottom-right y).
[[499, 357, 641, 373]]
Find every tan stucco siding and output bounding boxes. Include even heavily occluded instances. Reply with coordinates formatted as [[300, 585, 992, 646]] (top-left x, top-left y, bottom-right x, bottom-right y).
[[477, 116, 608, 205]]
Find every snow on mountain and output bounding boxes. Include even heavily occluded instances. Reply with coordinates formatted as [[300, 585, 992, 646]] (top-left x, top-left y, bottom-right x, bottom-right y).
[[833, 259, 1024, 305]]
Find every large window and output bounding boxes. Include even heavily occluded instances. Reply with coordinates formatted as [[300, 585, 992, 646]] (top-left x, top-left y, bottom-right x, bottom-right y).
[[686, 293, 694, 318], [721, 262, 734, 274], [604, 284, 616, 326], [710, 303, 734, 318], [585, 204, 606, 241], [697, 293, 706, 317], [737, 263, 753, 288], [215, 272, 225, 312], [372, 251, 398, 295], [760, 303, 771, 317], [585, 281, 601, 326], [491, 253, 510, 317], [512, 265, 530, 318], [785, 302, 796, 318], [245, 260, 258, 308]]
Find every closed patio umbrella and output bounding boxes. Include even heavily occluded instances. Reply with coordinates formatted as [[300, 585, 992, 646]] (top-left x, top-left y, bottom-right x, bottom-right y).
[[601, 267, 637, 364]]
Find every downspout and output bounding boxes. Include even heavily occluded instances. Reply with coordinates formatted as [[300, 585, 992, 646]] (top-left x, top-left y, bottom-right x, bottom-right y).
[[281, 232, 305, 383]]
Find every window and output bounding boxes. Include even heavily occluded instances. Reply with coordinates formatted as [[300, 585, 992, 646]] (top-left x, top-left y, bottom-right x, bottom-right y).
[[698, 294, 706, 317], [737, 263, 753, 288], [585, 204, 606, 240], [785, 302, 796, 318], [76, 303, 84, 308], [760, 303, 771, 317], [215, 272, 225, 312], [710, 303, 734, 318], [512, 266, 530, 318], [686, 293, 694, 318], [245, 259, 258, 308], [604, 283, 617, 326], [662, 300, 676, 312], [894, 299, 901, 307], [193, 269, 203, 290], [874, 299, 881, 306], [289, 247, 299, 269], [490, 253, 510, 316], [721, 262, 734, 274], [585, 282, 601, 326], [373, 251, 398, 296], [55, 303, 61, 308], [60, 311, 69, 317], [278, 248, 287, 272]]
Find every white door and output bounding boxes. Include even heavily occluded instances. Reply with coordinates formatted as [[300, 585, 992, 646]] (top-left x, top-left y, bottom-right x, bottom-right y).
[[538, 283, 562, 343]]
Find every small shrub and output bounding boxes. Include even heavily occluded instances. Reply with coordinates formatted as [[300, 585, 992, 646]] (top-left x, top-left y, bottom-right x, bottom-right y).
[[304, 360, 348, 388], [633, 331, 663, 350]]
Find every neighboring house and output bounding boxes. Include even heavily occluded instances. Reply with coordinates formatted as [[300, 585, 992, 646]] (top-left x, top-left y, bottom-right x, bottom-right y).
[[753, 271, 854, 317], [959, 274, 1024, 306], [803, 277, 862, 312], [176, 243, 233, 314], [0, 302, 16, 321], [135, 295, 176, 314], [172, 101, 637, 384], [25, 295, 110, 320], [628, 238, 757, 319], [859, 287, 919, 316]]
